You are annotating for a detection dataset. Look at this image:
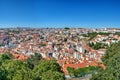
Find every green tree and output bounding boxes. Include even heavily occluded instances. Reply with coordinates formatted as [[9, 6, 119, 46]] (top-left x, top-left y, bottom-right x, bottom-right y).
[[0, 67, 7, 80], [67, 66, 99, 77], [0, 53, 13, 65], [64, 27, 70, 30], [0, 53, 64, 80], [41, 70, 64, 80], [91, 42, 120, 80], [82, 32, 111, 40], [67, 67, 75, 76], [26, 53, 42, 69], [0, 60, 32, 80], [33, 59, 64, 80]]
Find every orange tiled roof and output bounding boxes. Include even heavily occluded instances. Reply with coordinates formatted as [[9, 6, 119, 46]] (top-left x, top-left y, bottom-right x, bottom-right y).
[[89, 61, 98, 66], [99, 63, 106, 70], [12, 53, 29, 61]]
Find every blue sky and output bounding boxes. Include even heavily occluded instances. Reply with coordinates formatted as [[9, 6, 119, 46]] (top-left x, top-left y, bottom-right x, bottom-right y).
[[0, 0, 120, 28]]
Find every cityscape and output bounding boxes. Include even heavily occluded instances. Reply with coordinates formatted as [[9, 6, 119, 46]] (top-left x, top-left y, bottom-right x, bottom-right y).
[[0, 0, 120, 80], [0, 27, 120, 80]]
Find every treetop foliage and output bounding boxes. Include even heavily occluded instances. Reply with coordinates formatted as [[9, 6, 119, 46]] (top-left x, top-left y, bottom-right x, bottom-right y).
[[91, 42, 120, 80], [0, 53, 65, 80]]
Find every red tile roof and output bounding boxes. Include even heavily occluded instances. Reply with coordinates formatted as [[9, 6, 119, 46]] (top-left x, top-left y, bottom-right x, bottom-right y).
[[12, 53, 29, 61]]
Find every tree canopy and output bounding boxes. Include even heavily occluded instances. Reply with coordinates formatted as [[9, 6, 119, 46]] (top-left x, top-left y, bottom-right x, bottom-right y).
[[64, 27, 70, 30], [33, 59, 64, 80], [0, 53, 65, 80], [91, 42, 120, 80], [89, 42, 109, 50], [67, 66, 100, 78], [26, 53, 42, 69], [82, 32, 111, 40], [1, 60, 32, 80]]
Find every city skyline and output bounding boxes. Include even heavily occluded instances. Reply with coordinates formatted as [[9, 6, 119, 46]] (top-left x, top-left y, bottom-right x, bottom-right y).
[[0, 0, 120, 28]]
